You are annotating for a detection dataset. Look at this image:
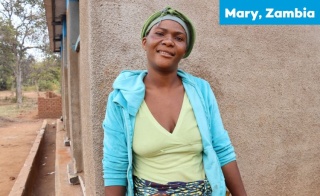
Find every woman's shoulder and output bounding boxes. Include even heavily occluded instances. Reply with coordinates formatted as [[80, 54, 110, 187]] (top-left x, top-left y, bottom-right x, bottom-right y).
[[114, 70, 147, 82], [112, 70, 147, 90]]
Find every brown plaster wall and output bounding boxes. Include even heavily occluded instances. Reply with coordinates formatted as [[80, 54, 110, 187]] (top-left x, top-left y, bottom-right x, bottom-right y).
[[78, 0, 320, 195], [79, 0, 100, 195], [66, 0, 83, 172]]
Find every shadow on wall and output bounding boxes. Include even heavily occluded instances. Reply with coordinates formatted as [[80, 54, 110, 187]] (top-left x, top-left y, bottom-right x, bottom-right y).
[[38, 92, 62, 119]]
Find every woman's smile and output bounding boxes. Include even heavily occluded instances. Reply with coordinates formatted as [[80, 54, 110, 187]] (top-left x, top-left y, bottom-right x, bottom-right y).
[[157, 49, 175, 57]]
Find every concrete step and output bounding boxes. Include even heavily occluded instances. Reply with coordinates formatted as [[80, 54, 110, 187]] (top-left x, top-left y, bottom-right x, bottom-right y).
[[55, 119, 83, 195]]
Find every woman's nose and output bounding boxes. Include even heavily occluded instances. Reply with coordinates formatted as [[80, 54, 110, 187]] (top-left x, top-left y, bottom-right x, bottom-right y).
[[161, 36, 174, 46]]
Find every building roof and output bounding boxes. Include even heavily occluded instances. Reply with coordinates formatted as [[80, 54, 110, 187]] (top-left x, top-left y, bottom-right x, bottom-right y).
[[43, 0, 66, 52]]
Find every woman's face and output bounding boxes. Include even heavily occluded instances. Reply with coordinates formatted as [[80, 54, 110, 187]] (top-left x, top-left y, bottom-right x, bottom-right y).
[[142, 20, 187, 72]]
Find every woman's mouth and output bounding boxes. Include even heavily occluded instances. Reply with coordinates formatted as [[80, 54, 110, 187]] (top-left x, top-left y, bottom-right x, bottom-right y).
[[157, 50, 174, 57]]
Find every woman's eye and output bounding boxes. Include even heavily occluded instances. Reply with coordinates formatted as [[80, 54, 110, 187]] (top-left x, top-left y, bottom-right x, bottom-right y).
[[155, 32, 164, 36], [175, 37, 184, 42]]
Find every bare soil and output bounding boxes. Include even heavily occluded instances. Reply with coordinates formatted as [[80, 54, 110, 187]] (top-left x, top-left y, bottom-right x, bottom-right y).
[[33, 120, 56, 196], [0, 91, 55, 196]]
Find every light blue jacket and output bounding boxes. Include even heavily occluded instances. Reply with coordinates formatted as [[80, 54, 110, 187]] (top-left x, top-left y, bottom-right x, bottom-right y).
[[102, 70, 236, 196]]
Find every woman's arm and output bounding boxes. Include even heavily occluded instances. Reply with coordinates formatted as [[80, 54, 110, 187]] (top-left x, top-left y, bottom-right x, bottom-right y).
[[202, 81, 237, 166], [222, 161, 247, 196], [201, 82, 246, 195], [102, 92, 129, 190], [105, 186, 126, 196]]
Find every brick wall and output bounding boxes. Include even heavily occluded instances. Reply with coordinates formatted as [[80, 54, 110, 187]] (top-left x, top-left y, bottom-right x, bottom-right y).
[[38, 92, 62, 118]]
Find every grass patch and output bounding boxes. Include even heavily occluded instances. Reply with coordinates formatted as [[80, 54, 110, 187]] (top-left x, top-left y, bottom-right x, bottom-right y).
[[23, 85, 38, 91], [0, 97, 37, 118]]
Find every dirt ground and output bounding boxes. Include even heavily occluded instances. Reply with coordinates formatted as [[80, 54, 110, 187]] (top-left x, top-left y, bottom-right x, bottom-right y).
[[0, 91, 56, 196]]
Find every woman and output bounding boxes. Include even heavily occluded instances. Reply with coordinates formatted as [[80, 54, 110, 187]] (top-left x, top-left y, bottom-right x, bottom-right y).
[[102, 6, 247, 196]]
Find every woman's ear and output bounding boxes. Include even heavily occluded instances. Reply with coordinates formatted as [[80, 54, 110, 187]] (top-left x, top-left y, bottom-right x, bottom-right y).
[[142, 37, 147, 51]]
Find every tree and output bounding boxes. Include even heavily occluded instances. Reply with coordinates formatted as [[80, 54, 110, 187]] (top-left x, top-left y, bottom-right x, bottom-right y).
[[30, 51, 61, 94], [0, 0, 47, 107]]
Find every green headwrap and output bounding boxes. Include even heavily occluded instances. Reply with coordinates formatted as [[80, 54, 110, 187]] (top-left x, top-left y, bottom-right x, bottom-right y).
[[141, 6, 196, 58]]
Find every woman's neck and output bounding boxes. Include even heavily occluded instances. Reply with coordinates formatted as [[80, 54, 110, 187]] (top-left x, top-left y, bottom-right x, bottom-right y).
[[144, 69, 181, 89]]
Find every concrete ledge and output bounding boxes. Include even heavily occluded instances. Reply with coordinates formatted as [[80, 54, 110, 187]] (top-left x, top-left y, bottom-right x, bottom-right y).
[[55, 119, 82, 195], [78, 175, 86, 196], [67, 161, 80, 185], [9, 120, 47, 196]]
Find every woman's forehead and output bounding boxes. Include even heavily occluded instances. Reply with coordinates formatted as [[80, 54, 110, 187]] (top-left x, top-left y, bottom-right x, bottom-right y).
[[150, 20, 187, 35]]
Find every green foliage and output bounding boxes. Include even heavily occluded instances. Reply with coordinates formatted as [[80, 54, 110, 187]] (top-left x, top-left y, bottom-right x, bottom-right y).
[[0, 64, 13, 90], [30, 52, 61, 91], [38, 80, 59, 91], [0, 19, 16, 67], [0, 18, 16, 90]]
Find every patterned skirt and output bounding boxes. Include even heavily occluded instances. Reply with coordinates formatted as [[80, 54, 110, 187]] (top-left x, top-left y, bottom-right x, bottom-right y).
[[133, 176, 212, 196]]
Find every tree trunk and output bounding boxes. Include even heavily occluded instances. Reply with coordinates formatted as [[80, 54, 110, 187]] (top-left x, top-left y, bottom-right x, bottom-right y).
[[35, 80, 39, 96], [16, 64, 23, 108], [11, 81, 15, 97]]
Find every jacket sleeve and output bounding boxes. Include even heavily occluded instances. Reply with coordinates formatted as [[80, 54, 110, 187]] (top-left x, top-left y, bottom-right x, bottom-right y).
[[102, 91, 128, 186], [204, 81, 236, 167]]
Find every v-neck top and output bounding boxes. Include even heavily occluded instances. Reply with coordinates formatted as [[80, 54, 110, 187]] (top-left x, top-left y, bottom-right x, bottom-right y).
[[132, 94, 205, 184]]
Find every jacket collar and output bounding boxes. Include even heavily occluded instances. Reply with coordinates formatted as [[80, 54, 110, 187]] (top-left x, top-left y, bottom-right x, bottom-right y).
[[112, 69, 195, 116]]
